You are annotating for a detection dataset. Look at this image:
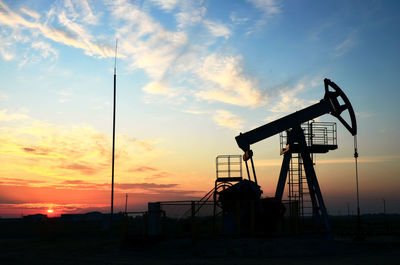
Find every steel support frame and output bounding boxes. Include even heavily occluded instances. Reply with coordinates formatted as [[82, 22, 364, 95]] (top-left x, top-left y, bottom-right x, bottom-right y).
[[274, 126, 331, 234]]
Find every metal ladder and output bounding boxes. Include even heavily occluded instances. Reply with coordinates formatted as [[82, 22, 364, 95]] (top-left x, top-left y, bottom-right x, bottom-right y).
[[288, 154, 312, 218]]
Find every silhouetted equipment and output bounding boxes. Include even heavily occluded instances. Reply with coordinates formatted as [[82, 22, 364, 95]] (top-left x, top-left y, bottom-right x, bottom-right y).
[[280, 121, 337, 218], [213, 155, 285, 235], [142, 79, 358, 237], [231, 78, 357, 234]]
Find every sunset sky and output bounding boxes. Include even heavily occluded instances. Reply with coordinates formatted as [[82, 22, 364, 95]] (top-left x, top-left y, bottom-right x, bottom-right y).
[[0, 0, 399, 217]]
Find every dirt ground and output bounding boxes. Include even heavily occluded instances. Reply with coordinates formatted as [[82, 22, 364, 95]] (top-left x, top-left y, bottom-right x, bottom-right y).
[[1, 235, 399, 265]]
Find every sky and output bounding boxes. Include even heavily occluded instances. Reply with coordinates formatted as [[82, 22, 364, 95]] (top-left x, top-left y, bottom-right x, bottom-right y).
[[0, 0, 399, 218]]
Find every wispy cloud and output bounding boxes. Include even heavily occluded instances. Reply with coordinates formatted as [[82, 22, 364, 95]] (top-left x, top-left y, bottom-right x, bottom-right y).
[[64, 0, 100, 25], [334, 31, 357, 57], [0, 29, 16, 61], [270, 83, 308, 113], [128, 166, 157, 173], [245, 0, 282, 35], [60, 163, 99, 175], [57, 89, 74, 103], [0, 0, 113, 59], [31, 41, 58, 60], [0, 177, 46, 186], [148, 0, 181, 12], [182, 109, 207, 115], [116, 182, 178, 190], [110, 0, 189, 79], [230, 12, 250, 25], [196, 53, 266, 107], [213, 110, 243, 130], [203, 19, 231, 39], [2, 0, 269, 113], [19, 7, 40, 20], [0, 110, 165, 182], [267, 77, 320, 116], [0, 109, 29, 121], [142, 81, 171, 95], [247, 0, 281, 15], [173, 1, 206, 29]]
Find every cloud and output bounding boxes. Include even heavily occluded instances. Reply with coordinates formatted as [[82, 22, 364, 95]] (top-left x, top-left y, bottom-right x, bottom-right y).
[[196, 53, 266, 107], [19, 7, 41, 20], [109, 1, 263, 109], [147, 171, 172, 180], [213, 110, 243, 130], [0, 0, 113, 59], [62, 180, 86, 185], [149, 0, 181, 11], [203, 19, 231, 39], [142, 81, 171, 95], [245, 0, 282, 35], [57, 179, 181, 193], [60, 163, 99, 175], [247, 0, 281, 15], [174, 2, 206, 28], [0, 177, 46, 186], [58, 89, 74, 103], [0, 30, 16, 61], [116, 182, 178, 190], [22, 146, 49, 156], [230, 12, 250, 25], [268, 78, 320, 115], [1, 178, 188, 198], [110, 0, 189, 79], [264, 113, 283, 122], [0, 110, 165, 183], [0, 109, 29, 121], [128, 166, 157, 173], [182, 109, 206, 115], [64, 0, 100, 25], [1, 0, 267, 112], [31, 41, 58, 60], [125, 136, 160, 152], [126, 165, 174, 182], [334, 32, 357, 57]]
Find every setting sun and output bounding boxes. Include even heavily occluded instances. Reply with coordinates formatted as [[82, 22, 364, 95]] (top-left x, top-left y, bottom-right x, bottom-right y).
[[47, 209, 54, 214]]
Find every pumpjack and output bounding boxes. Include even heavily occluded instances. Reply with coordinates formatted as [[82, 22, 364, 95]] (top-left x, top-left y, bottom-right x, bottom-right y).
[[216, 78, 357, 234]]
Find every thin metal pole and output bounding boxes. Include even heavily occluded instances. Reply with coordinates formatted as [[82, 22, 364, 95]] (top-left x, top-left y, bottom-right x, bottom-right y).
[[250, 157, 258, 185], [354, 135, 362, 237], [347, 202, 350, 216], [110, 39, 118, 235], [244, 160, 251, 180], [125, 194, 128, 213], [383, 198, 386, 215]]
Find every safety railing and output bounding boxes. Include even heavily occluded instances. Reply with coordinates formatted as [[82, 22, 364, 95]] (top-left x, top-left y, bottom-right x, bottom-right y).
[[280, 121, 337, 151]]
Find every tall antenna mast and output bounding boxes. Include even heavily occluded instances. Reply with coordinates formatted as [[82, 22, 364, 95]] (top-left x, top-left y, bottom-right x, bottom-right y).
[[110, 39, 118, 235]]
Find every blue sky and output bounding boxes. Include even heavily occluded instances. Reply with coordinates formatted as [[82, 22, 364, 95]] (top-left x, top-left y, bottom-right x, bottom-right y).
[[0, 0, 399, 216]]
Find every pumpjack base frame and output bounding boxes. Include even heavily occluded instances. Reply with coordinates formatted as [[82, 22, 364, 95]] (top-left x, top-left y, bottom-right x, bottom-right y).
[[275, 126, 331, 234]]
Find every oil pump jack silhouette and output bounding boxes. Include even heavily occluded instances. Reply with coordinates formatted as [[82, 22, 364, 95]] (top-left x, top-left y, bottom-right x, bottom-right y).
[[227, 78, 357, 234]]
